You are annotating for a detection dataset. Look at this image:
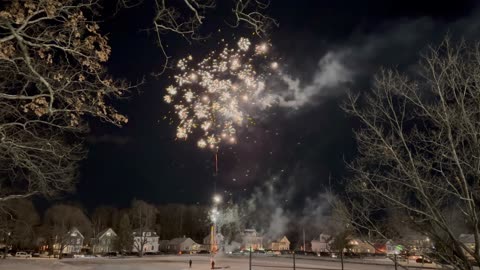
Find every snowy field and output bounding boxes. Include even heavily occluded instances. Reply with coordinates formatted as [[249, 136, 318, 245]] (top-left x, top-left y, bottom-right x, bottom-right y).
[[0, 255, 440, 270]]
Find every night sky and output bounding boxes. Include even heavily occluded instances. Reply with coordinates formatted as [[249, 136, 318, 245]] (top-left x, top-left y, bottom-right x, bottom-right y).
[[70, 0, 480, 210]]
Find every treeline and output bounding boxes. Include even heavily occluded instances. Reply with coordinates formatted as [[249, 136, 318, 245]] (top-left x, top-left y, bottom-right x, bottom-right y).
[[0, 199, 210, 251]]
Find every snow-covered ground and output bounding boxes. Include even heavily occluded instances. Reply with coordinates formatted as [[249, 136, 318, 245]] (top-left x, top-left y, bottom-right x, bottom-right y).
[[0, 255, 440, 270]]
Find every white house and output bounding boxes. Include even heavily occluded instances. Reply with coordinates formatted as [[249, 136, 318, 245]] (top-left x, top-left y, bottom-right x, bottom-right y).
[[311, 233, 331, 252], [349, 239, 375, 254], [242, 229, 263, 250], [53, 227, 84, 254], [132, 229, 159, 253], [269, 236, 290, 251], [167, 237, 201, 253], [93, 228, 117, 254]]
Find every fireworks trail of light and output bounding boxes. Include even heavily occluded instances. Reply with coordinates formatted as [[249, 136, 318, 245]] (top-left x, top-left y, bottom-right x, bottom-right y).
[[164, 37, 280, 153]]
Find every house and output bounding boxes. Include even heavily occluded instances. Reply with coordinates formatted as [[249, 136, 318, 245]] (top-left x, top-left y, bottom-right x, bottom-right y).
[[349, 239, 375, 254], [55, 227, 84, 254], [132, 229, 159, 253], [269, 236, 290, 251], [242, 229, 263, 250], [167, 237, 201, 253], [93, 228, 117, 254], [374, 240, 401, 255], [400, 234, 432, 253], [158, 240, 170, 252], [311, 233, 331, 252]]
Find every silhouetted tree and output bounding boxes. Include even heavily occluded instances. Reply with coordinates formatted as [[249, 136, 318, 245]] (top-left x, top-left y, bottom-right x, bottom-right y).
[[42, 204, 91, 258], [344, 38, 480, 269], [130, 200, 156, 257], [0, 0, 131, 202], [115, 213, 133, 254]]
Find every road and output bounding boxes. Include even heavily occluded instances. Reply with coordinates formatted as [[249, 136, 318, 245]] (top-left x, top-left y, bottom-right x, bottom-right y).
[[0, 254, 440, 270]]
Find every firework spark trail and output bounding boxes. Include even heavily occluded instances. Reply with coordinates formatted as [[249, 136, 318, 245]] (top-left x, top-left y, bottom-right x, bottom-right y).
[[164, 37, 280, 150]]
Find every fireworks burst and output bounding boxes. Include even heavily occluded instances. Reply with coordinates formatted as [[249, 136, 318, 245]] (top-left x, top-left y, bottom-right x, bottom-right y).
[[164, 37, 280, 150]]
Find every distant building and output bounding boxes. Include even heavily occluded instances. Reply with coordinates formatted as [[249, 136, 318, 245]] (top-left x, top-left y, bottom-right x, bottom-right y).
[[167, 237, 201, 253], [374, 240, 399, 255], [53, 227, 84, 254], [158, 240, 170, 252], [93, 228, 117, 254], [311, 233, 331, 252], [349, 239, 375, 254], [400, 234, 432, 254], [132, 229, 159, 253], [242, 229, 263, 250], [269, 236, 290, 251]]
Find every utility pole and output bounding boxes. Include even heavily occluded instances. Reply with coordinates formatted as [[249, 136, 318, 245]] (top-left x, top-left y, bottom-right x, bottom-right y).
[[249, 248, 252, 270], [394, 253, 398, 270], [293, 249, 296, 270]]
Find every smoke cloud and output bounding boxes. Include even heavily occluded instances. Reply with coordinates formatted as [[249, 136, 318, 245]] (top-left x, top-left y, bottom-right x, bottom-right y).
[[218, 169, 335, 247], [262, 8, 480, 111], [274, 51, 353, 109]]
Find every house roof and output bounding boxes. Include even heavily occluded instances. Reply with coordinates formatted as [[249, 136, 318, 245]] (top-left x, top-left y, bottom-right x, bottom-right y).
[[67, 227, 84, 239], [132, 229, 158, 236], [98, 228, 117, 239], [169, 237, 194, 245], [271, 236, 290, 244], [278, 236, 290, 243]]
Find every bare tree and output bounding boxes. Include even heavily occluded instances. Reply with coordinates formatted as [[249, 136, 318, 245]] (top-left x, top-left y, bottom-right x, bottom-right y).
[[149, 0, 277, 73], [90, 206, 118, 253], [114, 212, 132, 254], [0, 199, 39, 258], [42, 204, 91, 258], [0, 0, 131, 202], [343, 38, 480, 269], [329, 230, 354, 270], [130, 199, 157, 257]]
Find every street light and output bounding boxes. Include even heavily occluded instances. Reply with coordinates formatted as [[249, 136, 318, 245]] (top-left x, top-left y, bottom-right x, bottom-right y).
[[213, 194, 222, 204]]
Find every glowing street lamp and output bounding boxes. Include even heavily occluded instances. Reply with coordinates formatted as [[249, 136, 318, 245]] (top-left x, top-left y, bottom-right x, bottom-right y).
[[213, 194, 222, 204]]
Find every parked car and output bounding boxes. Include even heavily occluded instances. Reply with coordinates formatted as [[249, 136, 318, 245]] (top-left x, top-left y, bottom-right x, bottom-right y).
[[197, 250, 210, 254], [416, 256, 433, 264], [330, 253, 338, 258], [61, 253, 75, 258], [15, 252, 32, 258]]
